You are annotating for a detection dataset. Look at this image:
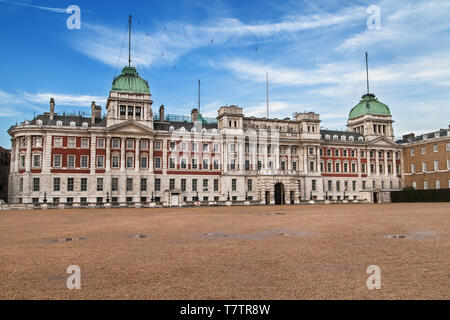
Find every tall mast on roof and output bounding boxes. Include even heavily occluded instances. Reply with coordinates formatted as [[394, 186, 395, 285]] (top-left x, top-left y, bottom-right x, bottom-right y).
[[128, 15, 132, 67], [365, 52, 370, 94]]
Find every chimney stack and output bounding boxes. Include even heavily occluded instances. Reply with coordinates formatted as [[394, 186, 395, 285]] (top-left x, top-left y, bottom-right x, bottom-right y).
[[49, 98, 55, 121], [91, 101, 102, 125], [191, 108, 199, 122], [402, 133, 415, 142], [159, 105, 165, 121]]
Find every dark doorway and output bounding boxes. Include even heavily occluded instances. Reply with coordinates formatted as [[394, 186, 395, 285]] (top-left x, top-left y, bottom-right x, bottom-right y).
[[275, 183, 285, 205], [373, 192, 379, 204], [265, 191, 270, 205]]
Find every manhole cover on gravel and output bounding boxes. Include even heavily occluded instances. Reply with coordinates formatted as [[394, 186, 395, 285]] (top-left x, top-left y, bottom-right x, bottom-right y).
[[386, 235, 406, 239], [46, 237, 86, 243]]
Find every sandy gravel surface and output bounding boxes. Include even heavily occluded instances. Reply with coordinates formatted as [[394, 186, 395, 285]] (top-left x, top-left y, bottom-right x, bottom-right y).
[[0, 203, 448, 300]]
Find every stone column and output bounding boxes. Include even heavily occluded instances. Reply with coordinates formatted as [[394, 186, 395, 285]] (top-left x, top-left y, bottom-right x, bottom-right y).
[[25, 135, 31, 172], [149, 138, 154, 173], [384, 150, 388, 176], [120, 138, 126, 172], [375, 149, 380, 176], [135, 138, 141, 172], [303, 147, 308, 174], [106, 137, 111, 173]]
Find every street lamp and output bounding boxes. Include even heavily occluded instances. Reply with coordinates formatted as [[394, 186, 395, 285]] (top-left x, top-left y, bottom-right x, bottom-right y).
[[310, 191, 313, 200], [151, 192, 155, 202], [43, 191, 47, 204], [227, 191, 230, 201], [106, 191, 110, 203]]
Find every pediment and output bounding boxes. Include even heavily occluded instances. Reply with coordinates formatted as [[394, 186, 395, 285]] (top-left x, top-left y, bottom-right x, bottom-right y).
[[366, 136, 398, 147], [106, 120, 154, 135]]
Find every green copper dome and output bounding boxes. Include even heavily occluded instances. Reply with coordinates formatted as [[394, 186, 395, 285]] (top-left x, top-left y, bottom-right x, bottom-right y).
[[112, 66, 150, 94], [349, 93, 391, 119]]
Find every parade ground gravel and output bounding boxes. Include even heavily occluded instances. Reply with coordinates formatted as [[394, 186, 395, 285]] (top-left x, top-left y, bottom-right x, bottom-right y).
[[0, 203, 449, 300]]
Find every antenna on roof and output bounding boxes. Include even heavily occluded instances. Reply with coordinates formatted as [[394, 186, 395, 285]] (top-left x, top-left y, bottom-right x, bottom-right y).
[[266, 73, 269, 118], [365, 52, 370, 94], [128, 14, 132, 67]]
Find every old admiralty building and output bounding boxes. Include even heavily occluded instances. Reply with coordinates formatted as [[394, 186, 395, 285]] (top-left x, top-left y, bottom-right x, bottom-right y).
[[7, 65, 403, 208]]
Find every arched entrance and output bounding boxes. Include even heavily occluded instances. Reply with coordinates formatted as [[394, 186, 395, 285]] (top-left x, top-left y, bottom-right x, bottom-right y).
[[274, 183, 285, 205]]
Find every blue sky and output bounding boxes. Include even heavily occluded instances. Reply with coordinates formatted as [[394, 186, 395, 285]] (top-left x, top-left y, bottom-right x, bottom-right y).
[[1, 0, 449, 148]]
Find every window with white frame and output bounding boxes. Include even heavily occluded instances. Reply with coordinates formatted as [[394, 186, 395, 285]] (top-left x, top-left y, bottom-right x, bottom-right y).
[[68, 137, 76, 148], [140, 156, 148, 169], [54, 137, 63, 148], [97, 155, 105, 168], [126, 156, 134, 168], [447, 158, 450, 170], [410, 149, 415, 156], [169, 142, 176, 150], [411, 164, 416, 173], [97, 138, 105, 148], [433, 144, 438, 152], [181, 142, 187, 151], [67, 155, 75, 168], [53, 154, 62, 167], [421, 146, 426, 154], [436, 180, 440, 189], [81, 155, 89, 168], [203, 143, 209, 152], [169, 157, 176, 169], [81, 138, 89, 148], [424, 181, 429, 190], [412, 182, 417, 189], [213, 143, 219, 152], [126, 139, 134, 149], [192, 158, 198, 169], [154, 157, 161, 169], [213, 159, 219, 170], [112, 138, 119, 149], [180, 158, 187, 169], [422, 162, 427, 172], [112, 155, 119, 168], [203, 159, 209, 170], [33, 137, 42, 147], [21, 137, 26, 147], [434, 160, 439, 171], [32, 154, 41, 167], [154, 141, 162, 150]]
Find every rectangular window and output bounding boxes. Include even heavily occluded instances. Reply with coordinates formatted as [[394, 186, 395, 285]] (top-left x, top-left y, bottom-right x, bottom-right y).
[[422, 162, 427, 172], [309, 162, 315, 172], [120, 105, 126, 116], [213, 159, 219, 170], [141, 178, 147, 192], [112, 155, 119, 168], [135, 106, 141, 118], [126, 139, 134, 149], [126, 156, 134, 168], [67, 155, 75, 168], [213, 143, 219, 152], [67, 178, 74, 192], [155, 178, 161, 191], [293, 162, 297, 171], [112, 138, 120, 149], [141, 140, 148, 150], [257, 161, 262, 170], [81, 138, 89, 148], [33, 137, 42, 147], [362, 163, 366, 173], [181, 179, 186, 192], [203, 179, 208, 191], [180, 158, 187, 169], [97, 155, 105, 168], [169, 158, 176, 169], [336, 181, 340, 192], [81, 178, 87, 191], [312, 180, 316, 191], [230, 159, 236, 170], [155, 141, 162, 150], [54, 137, 63, 148], [336, 162, 340, 173], [192, 158, 198, 169], [97, 178, 103, 191], [214, 179, 219, 192], [33, 154, 41, 167], [203, 143, 209, 152], [154, 158, 161, 169], [203, 159, 209, 170], [411, 164, 416, 173], [352, 181, 356, 191], [434, 160, 439, 171], [81, 155, 89, 168], [169, 142, 176, 151], [362, 181, 366, 190], [424, 181, 429, 190], [68, 137, 76, 148], [20, 155, 26, 168], [126, 178, 133, 191], [410, 149, 415, 156], [192, 179, 197, 191], [328, 180, 332, 191], [97, 138, 105, 148], [281, 161, 286, 171], [248, 179, 252, 191], [232, 179, 237, 191], [422, 146, 426, 154], [111, 178, 118, 191], [128, 106, 133, 116], [141, 156, 148, 169], [54, 178, 60, 192]]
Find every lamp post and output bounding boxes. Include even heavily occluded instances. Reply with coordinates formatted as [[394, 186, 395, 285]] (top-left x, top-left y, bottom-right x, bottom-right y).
[[151, 192, 155, 202], [106, 191, 110, 203], [43, 191, 47, 204], [325, 191, 328, 200], [310, 191, 313, 200], [245, 192, 248, 201], [227, 191, 230, 201]]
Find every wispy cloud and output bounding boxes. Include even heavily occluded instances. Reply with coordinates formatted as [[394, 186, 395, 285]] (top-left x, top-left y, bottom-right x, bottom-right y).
[[22, 92, 106, 107], [0, 0, 67, 13], [336, 0, 450, 52], [73, 6, 366, 68]]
